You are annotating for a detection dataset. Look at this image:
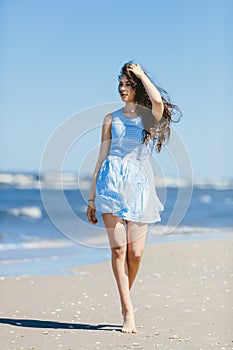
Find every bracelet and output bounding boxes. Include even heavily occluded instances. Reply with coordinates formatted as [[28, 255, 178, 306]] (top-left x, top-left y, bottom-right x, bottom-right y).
[[88, 199, 95, 202]]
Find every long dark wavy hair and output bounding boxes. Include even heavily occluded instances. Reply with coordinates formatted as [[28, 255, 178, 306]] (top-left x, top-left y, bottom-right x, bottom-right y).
[[118, 61, 182, 152]]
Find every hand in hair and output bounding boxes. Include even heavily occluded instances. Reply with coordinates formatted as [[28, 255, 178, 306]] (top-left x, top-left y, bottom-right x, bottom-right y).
[[127, 63, 145, 79]]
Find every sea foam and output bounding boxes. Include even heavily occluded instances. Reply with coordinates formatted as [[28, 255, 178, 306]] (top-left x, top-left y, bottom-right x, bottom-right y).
[[9, 206, 42, 219], [0, 239, 75, 251], [1, 172, 233, 190]]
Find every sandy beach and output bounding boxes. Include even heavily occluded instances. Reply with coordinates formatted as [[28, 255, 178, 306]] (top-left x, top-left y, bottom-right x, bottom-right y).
[[1, 237, 233, 350]]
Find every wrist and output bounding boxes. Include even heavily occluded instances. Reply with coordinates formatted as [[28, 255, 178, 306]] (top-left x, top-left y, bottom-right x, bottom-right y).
[[138, 71, 149, 82]]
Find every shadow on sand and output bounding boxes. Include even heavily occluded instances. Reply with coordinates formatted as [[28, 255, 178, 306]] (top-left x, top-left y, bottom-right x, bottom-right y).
[[0, 318, 122, 332]]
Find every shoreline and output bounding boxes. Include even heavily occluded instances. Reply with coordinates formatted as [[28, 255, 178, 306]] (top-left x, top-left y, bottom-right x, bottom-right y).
[[0, 228, 233, 278], [1, 237, 233, 349]]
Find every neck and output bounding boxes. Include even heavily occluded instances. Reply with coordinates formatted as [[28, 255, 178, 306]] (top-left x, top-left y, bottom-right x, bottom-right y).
[[124, 103, 136, 113]]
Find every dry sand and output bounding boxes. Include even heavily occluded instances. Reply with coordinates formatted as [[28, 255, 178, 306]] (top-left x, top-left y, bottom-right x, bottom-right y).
[[1, 238, 233, 350]]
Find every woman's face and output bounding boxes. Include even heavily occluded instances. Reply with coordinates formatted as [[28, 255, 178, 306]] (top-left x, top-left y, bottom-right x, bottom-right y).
[[118, 75, 136, 103]]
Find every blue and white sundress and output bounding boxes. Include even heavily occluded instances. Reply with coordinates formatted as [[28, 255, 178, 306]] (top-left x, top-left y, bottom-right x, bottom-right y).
[[95, 108, 164, 223]]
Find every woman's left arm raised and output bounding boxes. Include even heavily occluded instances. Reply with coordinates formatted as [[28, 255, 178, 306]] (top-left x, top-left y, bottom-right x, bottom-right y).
[[128, 64, 164, 123]]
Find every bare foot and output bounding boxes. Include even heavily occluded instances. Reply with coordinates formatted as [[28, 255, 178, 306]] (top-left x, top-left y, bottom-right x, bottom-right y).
[[122, 312, 137, 334]]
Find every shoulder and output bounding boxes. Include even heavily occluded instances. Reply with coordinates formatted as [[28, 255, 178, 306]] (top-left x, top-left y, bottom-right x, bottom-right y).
[[102, 114, 112, 136], [103, 113, 112, 125], [103, 108, 122, 125], [107, 108, 123, 121]]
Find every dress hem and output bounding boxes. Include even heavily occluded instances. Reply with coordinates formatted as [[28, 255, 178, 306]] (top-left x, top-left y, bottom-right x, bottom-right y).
[[96, 210, 163, 224]]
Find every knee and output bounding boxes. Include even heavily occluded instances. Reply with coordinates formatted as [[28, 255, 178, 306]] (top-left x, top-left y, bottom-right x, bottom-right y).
[[111, 246, 126, 260], [128, 248, 144, 263]]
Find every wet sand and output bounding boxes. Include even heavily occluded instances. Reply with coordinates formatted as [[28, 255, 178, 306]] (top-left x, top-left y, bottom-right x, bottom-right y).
[[1, 238, 233, 349]]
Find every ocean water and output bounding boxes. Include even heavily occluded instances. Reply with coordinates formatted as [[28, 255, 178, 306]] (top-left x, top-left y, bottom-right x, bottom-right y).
[[0, 172, 233, 277]]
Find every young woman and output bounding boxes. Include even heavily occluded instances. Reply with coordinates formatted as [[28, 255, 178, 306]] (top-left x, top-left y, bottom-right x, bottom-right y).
[[86, 62, 180, 333]]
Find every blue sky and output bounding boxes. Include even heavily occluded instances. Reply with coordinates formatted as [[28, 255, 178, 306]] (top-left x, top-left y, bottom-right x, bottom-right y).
[[1, 0, 233, 179]]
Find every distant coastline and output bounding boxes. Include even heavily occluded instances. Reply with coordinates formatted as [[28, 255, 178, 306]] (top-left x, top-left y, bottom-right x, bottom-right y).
[[1, 171, 233, 190]]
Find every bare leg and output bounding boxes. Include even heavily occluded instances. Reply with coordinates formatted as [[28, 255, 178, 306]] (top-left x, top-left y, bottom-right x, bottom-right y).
[[102, 213, 137, 333], [127, 221, 148, 290]]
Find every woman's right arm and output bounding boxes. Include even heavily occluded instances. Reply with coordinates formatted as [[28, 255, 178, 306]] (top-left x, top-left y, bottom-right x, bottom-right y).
[[86, 113, 112, 224]]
